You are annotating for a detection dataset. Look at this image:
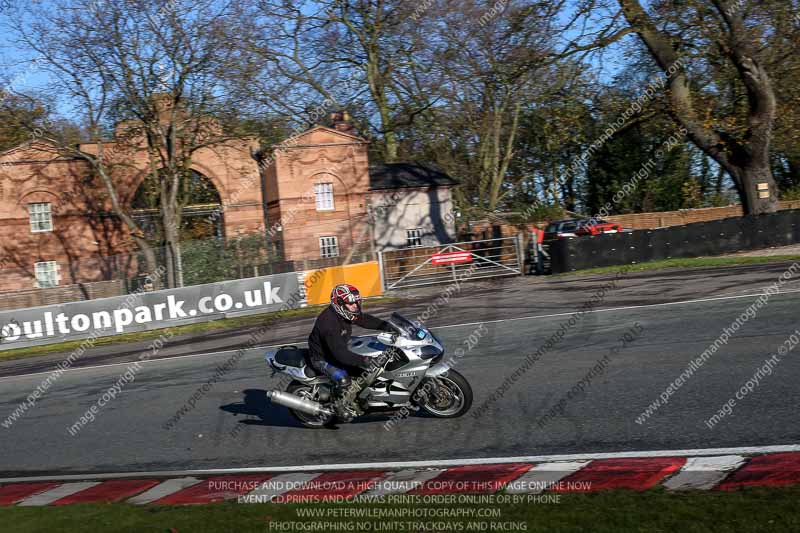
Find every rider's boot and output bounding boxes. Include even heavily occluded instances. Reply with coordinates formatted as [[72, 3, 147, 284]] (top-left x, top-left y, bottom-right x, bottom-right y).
[[331, 377, 359, 422]]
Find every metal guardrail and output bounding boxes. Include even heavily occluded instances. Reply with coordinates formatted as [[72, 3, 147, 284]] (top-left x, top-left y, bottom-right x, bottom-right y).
[[378, 236, 523, 290]]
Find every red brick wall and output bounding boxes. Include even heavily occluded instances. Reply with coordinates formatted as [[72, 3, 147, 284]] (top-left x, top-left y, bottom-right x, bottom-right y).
[[269, 127, 372, 261], [0, 213, 134, 292], [604, 201, 800, 230], [0, 132, 263, 292]]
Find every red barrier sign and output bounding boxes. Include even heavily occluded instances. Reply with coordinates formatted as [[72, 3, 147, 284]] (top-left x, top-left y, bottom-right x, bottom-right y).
[[432, 252, 473, 265]]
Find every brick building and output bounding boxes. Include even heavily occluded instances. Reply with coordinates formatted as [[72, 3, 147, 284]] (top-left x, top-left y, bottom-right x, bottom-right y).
[[262, 123, 458, 260], [0, 113, 457, 293]]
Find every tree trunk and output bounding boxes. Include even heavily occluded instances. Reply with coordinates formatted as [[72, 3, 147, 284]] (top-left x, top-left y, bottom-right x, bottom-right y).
[[730, 163, 778, 215], [383, 129, 399, 162], [174, 240, 184, 287], [617, 0, 779, 215], [364, 42, 399, 162], [85, 155, 164, 289], [164, 242, 176, 289], [715, 166, 725, 196], [371, 77, 399, 162], [488, 100, 521, 212], [163, 221, 184, 288], [132, 235, 162, 290], [161, 196, 181, 288]]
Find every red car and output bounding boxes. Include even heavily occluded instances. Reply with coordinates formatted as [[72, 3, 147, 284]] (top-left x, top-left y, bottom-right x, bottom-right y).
[[543, 218, 628, 242], [574, 219, 623, 236]]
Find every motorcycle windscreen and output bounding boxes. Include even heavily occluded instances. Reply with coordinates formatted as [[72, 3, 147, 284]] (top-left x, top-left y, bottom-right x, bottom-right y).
[[391, 312, 427, 339]]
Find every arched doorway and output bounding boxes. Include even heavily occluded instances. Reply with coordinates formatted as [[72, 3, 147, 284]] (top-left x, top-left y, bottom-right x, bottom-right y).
[[129, 169, 272, 287], [131, 169, 223, 241], [129, 169, 225, 288]]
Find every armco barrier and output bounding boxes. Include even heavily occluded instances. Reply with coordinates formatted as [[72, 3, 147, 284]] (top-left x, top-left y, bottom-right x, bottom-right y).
[[550, 209, 800, 273], [0, 272, 303, 351], [304, 262, 383, 305]]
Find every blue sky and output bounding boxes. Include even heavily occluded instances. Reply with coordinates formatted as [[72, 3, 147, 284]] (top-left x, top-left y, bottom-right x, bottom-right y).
[[0, 0, 639, 122]]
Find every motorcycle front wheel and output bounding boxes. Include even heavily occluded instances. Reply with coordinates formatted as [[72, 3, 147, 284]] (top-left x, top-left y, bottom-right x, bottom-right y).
[[416, 370, 473, 418]]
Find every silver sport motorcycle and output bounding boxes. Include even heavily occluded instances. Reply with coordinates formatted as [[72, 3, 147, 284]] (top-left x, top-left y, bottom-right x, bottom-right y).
[[265, 313, 473, 428]]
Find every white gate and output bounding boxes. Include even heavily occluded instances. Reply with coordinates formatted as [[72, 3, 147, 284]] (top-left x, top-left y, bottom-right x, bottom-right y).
[[378, 236, 523, 290]]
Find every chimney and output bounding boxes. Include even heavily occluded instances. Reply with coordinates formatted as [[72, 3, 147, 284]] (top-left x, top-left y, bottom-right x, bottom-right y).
[[331, 110, 355, 133]]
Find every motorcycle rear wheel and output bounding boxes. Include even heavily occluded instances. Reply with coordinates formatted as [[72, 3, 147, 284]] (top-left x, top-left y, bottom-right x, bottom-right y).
[[286, 381, 338, 429]]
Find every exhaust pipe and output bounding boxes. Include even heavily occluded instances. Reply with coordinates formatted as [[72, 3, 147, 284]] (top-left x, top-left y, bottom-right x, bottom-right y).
[[267, 390, 333, 417]]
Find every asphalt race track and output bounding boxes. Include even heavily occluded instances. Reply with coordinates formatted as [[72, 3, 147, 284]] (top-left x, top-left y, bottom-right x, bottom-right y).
[[0, 261, 799, 476]]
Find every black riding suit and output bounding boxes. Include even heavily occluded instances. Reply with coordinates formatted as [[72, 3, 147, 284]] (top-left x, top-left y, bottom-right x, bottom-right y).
[[307, 306, 394, 386]]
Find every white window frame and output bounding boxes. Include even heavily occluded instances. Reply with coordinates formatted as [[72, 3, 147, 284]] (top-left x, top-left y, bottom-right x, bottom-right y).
[[29, 202, 53, 233], [315, 182, 335, 211], [319, 236, 340, 258], [406, 228, 424, 248], [34, 261, 60, 288]]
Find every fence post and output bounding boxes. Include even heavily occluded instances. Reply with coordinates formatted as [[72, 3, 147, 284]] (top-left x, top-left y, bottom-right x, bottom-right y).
[[516, 233, 524, 275], [377, 251, 386, 292]]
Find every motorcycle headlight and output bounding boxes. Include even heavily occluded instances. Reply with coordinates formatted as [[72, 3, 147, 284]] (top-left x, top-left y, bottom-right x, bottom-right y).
[[419, 345, 444, 360]]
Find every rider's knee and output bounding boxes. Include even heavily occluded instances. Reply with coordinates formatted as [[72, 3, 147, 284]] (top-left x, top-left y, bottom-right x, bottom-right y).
[[326, 365, 350, 387]]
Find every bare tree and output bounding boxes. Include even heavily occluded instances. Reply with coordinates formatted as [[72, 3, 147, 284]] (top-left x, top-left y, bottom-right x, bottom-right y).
[[233, 0, 440, 162], [415, 0, 565, 213], [8, 0, 248, 287], [615, 0, 779, 214]]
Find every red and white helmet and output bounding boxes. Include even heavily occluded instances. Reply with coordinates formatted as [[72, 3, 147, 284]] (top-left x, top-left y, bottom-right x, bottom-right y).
[[330, 284, 363, 321]]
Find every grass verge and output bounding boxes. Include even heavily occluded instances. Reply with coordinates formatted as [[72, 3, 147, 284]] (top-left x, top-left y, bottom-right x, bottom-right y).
[[1, 487, 799, 532], [556, 254, 800, 277], [0, 296, 399, 362]]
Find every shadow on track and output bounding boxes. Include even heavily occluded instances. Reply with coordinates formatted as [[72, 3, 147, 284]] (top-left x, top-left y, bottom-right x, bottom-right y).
[[219, 389, 397, 430]]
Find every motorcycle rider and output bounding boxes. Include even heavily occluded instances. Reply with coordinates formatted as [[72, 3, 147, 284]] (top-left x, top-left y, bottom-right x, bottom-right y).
[[308, 284, 396, 421]]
